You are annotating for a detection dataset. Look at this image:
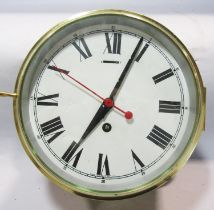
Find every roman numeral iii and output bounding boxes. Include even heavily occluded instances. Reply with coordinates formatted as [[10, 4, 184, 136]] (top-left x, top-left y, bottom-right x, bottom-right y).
[[40, 116, 65, 143], [153, 68, 174, 84], [159, 100, 181, 114], [147, 125, 173, 149], [105, 32, 122, 54], [72, 38, 92, 60], [37, 93, 59, 106], [97, 153, 110, 176]]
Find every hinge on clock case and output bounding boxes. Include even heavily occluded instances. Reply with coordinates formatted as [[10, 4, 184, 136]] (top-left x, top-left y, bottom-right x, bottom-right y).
[[203, 87, 206, 131], [0, 92, 17, 97]]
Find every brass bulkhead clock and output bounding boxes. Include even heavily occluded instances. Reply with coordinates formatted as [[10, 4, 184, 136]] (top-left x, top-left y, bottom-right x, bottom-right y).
[[0, 10, 206, 199]]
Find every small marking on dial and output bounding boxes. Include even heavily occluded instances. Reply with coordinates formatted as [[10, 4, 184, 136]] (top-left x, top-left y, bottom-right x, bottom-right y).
[[102, 123, 112, 132], [102, 60, 120, 64]]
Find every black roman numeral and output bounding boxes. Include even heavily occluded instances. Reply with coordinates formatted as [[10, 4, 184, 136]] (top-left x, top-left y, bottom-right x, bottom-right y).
[[40, 116, 64, 143], [61, 141, 83, 167], [72, 38, 92, 60], [105, 32, 122, 54], [147, 125, 173, 149], [153, 68, 174, 84], [159, 100, 181, 114], [37, 93, 59, 106], [135, 39, 151, 62], [97, 153, 110, 176], [131, 150, 145, 171]]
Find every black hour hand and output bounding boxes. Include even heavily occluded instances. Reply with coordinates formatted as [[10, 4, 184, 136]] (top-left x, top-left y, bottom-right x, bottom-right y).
[[78, 100, 112, 145]]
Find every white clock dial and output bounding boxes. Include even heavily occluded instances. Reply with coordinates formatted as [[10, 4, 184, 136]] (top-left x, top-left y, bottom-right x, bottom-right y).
[[15, 10, 204, 198], [28, 29, 191, 191]]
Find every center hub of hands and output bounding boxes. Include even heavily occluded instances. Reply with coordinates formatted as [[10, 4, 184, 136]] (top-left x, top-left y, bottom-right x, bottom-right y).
[[104, 98, 114, 108]]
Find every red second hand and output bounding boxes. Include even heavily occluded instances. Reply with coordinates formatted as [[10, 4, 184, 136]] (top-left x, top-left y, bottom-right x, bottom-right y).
[[48, 65, 133, 120], [65, 70, 105, 101]]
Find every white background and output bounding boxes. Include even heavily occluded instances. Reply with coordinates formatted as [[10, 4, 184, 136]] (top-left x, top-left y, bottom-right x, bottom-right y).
[[0, 1, 213, 210]]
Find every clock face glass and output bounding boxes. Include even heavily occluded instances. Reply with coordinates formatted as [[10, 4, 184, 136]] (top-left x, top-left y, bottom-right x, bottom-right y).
[[19, 13, 198, 196]]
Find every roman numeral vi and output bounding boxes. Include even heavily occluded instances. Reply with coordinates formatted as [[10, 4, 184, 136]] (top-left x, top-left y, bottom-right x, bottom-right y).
[[97, 153, 110, 176]]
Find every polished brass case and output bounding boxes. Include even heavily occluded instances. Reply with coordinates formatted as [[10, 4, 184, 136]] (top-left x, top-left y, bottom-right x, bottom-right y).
[[11, 9, 206, 199]]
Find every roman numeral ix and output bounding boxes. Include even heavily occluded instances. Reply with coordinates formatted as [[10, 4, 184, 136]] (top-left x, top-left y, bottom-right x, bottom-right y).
[[40, 116, 65, 144], [147, 125, 173, 149], [159, 100, 181, 114], [153, 68, 174, 84], [73, 38, 92, 60], [104, 32, 122, 54], [37, 93, 59, 106], [97, 153, 110, 176]]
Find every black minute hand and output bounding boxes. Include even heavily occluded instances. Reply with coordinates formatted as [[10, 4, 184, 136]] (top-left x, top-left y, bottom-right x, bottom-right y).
[[76, 38, 143, 147], [110, 37, 143, 99]]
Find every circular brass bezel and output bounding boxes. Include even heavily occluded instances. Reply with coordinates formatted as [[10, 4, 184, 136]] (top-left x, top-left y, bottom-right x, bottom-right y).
[[13, 9, 205, 200]]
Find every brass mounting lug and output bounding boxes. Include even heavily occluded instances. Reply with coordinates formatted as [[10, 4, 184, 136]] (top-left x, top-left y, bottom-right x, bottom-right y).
[[0, 92, 18, 98]]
